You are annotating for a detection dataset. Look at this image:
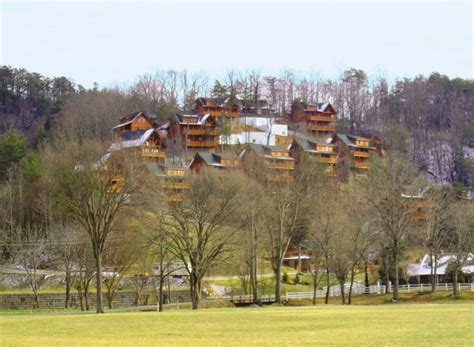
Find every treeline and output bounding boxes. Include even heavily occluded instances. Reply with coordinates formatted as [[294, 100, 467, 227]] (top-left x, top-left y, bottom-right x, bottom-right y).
[[1, 66, 473, 187]]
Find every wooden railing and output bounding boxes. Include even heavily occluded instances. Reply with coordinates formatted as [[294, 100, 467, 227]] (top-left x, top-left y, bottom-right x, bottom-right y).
[[354, 161, 369, 169], [141, 146, 166, 158], [185, 140, 219, 147], [161, 181, 189, 189], [266, 161, 295, 170], [353, 150, 369, 158], [320, 156, 337, 164], [308, 115, 336, 122], [186, 128, 220, 136], [208, 110, 240, 118], [307, 124, 336, 132]]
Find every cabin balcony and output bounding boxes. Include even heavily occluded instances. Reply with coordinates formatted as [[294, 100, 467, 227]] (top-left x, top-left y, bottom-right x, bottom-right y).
[[266, 173, 294, 182], [161, 180, 189, 190], [320, 156, 337, 164], [141, 146, 166, 158], [167, 193, 185, 202], [306, 124, 336, 132], [265, 160, 295, 170], [308, 115, 336, 122], [207, 109, 240, 118], [354, 161, 370, 169], [352, 150, 369, 158], [186, 128, 220, 136], [184, 139, 219, 147]]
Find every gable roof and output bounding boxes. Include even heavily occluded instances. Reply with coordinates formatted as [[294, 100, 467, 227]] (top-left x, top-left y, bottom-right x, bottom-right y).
[[176, 113, 212, 125], [293, 137, 335, 154], [247, 143, 295, 161], [109, 128, 157, 151], [192, 152, 240, 168], [112, 111, 155, 130], [293, 102, 335, 113], [332, 134, 375, 150]]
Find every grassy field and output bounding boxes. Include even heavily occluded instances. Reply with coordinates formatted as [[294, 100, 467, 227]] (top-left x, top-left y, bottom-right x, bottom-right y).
[[1, 302, 473, 346]]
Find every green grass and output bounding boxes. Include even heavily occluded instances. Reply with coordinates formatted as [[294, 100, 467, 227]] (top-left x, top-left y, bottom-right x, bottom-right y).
[[1, 303, 473, 346], [212, 272, 364, 295]]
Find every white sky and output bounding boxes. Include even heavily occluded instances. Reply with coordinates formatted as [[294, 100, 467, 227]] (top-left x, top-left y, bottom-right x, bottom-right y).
[[1, 0, 473, 88]]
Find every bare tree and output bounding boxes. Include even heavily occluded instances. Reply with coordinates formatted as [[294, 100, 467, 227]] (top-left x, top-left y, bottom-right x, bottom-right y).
[[54, 141, 144, 313], [14, 226, 47, 309], [363, 152, 424, 302], [423, 187, 453, 292], [166, 169, 243, 309], [448, 200, 474, 298]]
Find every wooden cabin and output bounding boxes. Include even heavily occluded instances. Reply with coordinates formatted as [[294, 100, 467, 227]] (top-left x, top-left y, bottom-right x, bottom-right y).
[[189, 152, 240, 172], [283, 244, 312, 272], [146, 162, 189, 202], [245, 144, 295, 182], [331, 134, 375, 174], [176, 114, 220, 149], [109, 128, 166, 164], [291, 137, 338, 167], [110, 112, 166, 164], [112, 112, 157, 139], [194, 97, 240, 118], [290, 102, 336, 135]]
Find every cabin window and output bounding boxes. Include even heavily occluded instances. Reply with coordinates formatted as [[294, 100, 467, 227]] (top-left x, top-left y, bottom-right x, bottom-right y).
[[139, 117, 145, 123]]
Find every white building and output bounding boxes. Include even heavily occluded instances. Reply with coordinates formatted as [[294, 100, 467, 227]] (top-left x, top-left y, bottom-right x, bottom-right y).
[[407, 253, 474, 283], [220, 116, 289, 146]]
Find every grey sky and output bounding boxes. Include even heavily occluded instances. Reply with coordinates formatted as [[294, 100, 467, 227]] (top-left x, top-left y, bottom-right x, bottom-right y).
[[1, 0, 472, 88]]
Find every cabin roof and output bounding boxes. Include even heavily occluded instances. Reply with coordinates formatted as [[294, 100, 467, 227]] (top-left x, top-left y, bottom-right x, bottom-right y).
[[176, 113, 212, 125], [193, 152, 239, 168], [145, 162, 187, 177], [293, 137, 336, 154], [332, 133, 375, 150], [407, 253, 474, 277], [109, 128, 156, 151], [293, 102, 333, 113], [196, 97, 239, 107], [247, 143, 295, 161], [113, 111, 154, 130]]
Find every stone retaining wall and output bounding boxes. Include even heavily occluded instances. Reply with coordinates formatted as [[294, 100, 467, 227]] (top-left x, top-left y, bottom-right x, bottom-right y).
[[0, 289, 192, 310]]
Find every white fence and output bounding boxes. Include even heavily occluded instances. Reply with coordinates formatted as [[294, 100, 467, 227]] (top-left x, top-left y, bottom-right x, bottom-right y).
[[285, 282, 474, 301]]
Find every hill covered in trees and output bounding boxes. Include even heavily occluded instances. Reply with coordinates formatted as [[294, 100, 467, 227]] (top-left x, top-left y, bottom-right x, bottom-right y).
[[1, 65, 473, 189]]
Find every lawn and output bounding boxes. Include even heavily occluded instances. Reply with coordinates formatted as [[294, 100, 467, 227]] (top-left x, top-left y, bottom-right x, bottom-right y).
[[1, 303, 473, 346]]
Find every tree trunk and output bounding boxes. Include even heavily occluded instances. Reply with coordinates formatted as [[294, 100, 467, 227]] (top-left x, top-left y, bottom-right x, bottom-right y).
[[312, 272, 318, 305], [452, 267, 459, 298], [78, 287, 84, 311], [251, 256, 258, 305], [384, 252, 390, 294], [364, 260, 370, 294], [84, 289, 90, 311], [297, 244, 302, 272], [431, 254, 437, 293], [325, 267, 331, 304], [190, 273, 199, 310], [158, 274, 165, 312], [107, 286, 113, 309], [348, 268, 356, 304], [274, 262, 282, 304], [339, 280, 346, 304], [94, 252, 104, 313], [65, 271, 71, 308], [392, 251, 399, 302], [33, 290, 40, 309]]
